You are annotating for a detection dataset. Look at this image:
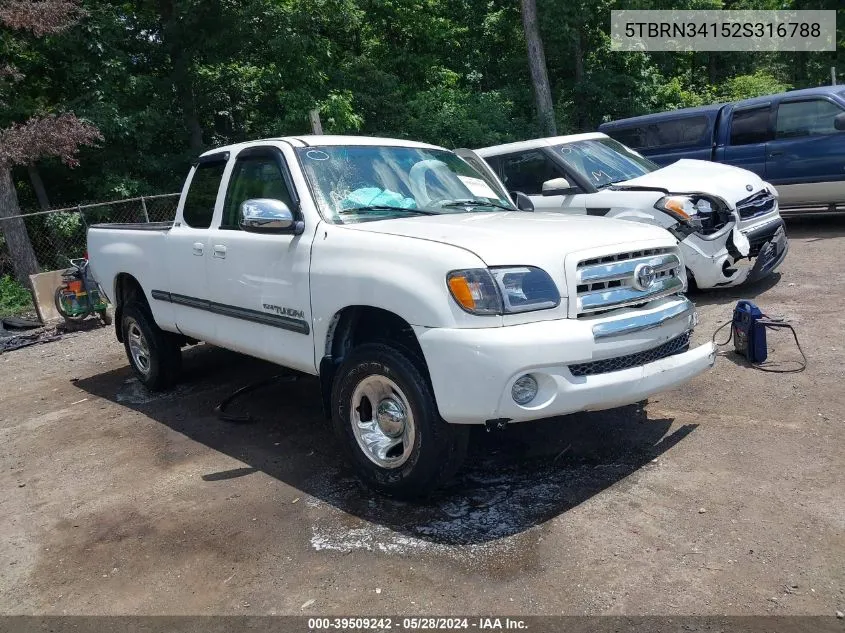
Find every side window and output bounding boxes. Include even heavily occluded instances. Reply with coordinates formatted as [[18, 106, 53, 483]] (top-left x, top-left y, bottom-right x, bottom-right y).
[[646, 117, 709, 148], [182, 161, 226, 229], [776, 99, 845, 138], [222, 154, 294, 229], [608, 127, 646, 149], [729, 107, 772, 146], [500, 150, 563, 195]]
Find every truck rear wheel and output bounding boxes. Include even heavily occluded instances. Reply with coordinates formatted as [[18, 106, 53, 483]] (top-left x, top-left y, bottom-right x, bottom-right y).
[[121, 302, 182, 391], [331, 342, 468, 498]]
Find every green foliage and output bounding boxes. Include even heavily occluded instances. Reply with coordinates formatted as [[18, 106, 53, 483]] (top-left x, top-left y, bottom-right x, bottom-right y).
[[716, 71, 792, 103], [2, 0, 842, 214], [0, 274, 33, 316]]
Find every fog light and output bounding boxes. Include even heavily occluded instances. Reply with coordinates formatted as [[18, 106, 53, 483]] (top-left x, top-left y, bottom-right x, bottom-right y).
[[512, 374, 538, 405]]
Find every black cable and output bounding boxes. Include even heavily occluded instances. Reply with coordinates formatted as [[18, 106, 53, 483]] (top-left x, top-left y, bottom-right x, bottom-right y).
[[215, 373, 299, 423], [754, 319, 807, 373]]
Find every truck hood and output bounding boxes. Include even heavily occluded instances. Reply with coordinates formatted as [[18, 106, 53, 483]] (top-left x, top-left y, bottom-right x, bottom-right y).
[[343, 211, 672, 266], [616, 159, 767, 206]]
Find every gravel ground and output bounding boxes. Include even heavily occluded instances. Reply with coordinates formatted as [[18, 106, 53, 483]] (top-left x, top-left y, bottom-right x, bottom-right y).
[[0, 215, 843, 616]]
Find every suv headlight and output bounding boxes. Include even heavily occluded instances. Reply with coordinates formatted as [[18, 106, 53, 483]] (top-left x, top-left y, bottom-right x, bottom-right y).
[[447, 266, 560, 315], [655, 195, 725, 229]]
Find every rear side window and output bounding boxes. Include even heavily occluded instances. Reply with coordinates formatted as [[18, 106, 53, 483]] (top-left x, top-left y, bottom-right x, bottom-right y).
[[222, 155, 294, 229], [647, 117, 709, 148], [182, 161, 226, 228], [776, 99, 845, 138], [607, 117, 708, 150], [500, 150, 564, 195], [729, 107, 772, 146], [607, 127, 646, 149]]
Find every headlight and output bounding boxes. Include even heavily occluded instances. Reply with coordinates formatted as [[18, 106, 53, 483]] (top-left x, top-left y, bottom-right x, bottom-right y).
[[654, 195, 722, 229], [447, 266, 560, 315]]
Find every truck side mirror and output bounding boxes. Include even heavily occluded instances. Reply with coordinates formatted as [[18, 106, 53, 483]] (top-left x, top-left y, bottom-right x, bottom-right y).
[[512, 191, 534, 211], [239, 199, 303, 235], [834, 112, 845, 131], [542, 177, 577, 196]]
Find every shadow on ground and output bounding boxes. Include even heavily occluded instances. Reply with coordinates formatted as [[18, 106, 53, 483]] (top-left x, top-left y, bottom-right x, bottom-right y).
[[76, 344, 695, 547]]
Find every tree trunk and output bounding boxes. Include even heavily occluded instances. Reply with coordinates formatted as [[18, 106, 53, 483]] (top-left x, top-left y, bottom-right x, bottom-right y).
[[520, 0, 557, 136], [0, 167, 40, 285], [573, 28, 588, 131], [27, 164, 51, 210], [159, 0, 204, 153]]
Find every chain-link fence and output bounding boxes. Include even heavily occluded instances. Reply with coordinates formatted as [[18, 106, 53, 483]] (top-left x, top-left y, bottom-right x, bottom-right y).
[[0, 193, 179, 278]]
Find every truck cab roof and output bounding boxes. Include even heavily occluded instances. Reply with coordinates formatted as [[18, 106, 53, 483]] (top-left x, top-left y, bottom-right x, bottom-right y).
[[198, 135, 445, 160]]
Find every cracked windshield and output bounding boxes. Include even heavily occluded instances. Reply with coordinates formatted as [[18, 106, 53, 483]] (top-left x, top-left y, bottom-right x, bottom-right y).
[[555, 137, 658, 188], [296, 145, 514, 223]]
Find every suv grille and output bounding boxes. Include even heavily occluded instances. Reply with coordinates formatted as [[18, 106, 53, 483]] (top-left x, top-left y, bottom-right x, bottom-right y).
[[575, 248, 684, 317], [737, 190, 776, 219], [569, 332, 691, 377]]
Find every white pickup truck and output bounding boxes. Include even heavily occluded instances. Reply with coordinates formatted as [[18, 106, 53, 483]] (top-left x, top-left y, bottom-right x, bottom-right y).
[[88, 135, 716, 497], [475, 133, 789, 289]]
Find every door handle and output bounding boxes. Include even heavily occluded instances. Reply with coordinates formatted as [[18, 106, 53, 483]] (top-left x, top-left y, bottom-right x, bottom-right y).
[[212, 244, 227, 259], [769, 150, 784, 157], [192, 242, 204, 256]]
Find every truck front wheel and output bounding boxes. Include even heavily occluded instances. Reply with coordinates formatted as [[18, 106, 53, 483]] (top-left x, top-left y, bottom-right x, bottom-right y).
[[121, 302, 182, 391], [331, 343, 468, 498]]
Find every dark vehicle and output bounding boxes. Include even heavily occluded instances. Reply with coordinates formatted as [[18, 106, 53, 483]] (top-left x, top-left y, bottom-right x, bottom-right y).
[[599, 86, 845, 214]]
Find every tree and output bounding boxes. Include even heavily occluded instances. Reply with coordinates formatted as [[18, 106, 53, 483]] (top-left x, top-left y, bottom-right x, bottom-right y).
[[520, 0, 556, 136], [0, 0, 100, 285]]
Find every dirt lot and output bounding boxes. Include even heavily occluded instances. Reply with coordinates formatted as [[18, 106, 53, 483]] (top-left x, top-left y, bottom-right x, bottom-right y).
[[1, 216, 843, 617]]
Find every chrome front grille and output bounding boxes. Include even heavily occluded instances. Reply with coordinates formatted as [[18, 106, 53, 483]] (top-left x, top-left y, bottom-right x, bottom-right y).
[[737, 190, 776, 219], [569, 331, 691, 377], [575, 248, 684, 317]]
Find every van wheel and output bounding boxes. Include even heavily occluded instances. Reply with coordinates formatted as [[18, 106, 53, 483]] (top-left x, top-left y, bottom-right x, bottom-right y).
[[121, 302, 182, 391], [332, 342, 468, 498]]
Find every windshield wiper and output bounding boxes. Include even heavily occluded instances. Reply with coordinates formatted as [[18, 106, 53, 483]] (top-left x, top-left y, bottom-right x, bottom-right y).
[[439, 199, 516, 212], [338, 205, 438, 216], [596, 180, 628, 190]]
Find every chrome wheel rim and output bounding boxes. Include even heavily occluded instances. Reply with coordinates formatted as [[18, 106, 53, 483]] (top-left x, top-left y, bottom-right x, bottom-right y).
[[126, 319, 151, 376], [350, 375, 415, 469]]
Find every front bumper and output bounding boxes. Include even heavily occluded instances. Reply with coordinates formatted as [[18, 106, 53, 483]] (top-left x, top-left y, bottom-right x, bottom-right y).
[[415, 297, 715, 424], [681, 216, 788, 289]]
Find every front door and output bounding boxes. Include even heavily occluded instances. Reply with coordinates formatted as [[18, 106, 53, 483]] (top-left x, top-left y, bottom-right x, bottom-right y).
[[497, 149, 588, 214], [205, 146, 316, 374], [765, 97, 845, 206]]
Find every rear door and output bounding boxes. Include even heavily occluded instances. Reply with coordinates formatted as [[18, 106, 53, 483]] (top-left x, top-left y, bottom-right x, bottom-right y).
[[164, 154, 228, 341], [765, 96, 845, 206], [205, 145, 316, 374], [719, 104, 773, 177]]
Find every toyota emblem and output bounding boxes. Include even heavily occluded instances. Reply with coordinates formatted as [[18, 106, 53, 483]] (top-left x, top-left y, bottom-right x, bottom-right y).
[[746, 184, 753, 191], [633, 263, 656, 291]]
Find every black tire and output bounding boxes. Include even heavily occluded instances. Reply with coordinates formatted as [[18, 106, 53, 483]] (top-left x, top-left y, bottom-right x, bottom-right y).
[[331, 342, 468, 498], [121, 302, 182, 391], [54, 287, 89, 323]]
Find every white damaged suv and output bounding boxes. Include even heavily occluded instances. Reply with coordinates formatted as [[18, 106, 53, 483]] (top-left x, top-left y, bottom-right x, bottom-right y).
[[475, 133, 788, 289]]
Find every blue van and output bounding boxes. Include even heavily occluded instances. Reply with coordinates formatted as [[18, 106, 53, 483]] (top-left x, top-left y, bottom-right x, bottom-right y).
[[598, 86, 845, 213]]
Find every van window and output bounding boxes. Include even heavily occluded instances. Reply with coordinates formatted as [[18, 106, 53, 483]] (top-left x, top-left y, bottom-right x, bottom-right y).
[[500, 150, 564, 195], [182, 160, 226, 229], [606, 117, 708, 150], [607, 127, 646, 149], [729, 107, 772, 146], [776, 99, 845, 138]]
